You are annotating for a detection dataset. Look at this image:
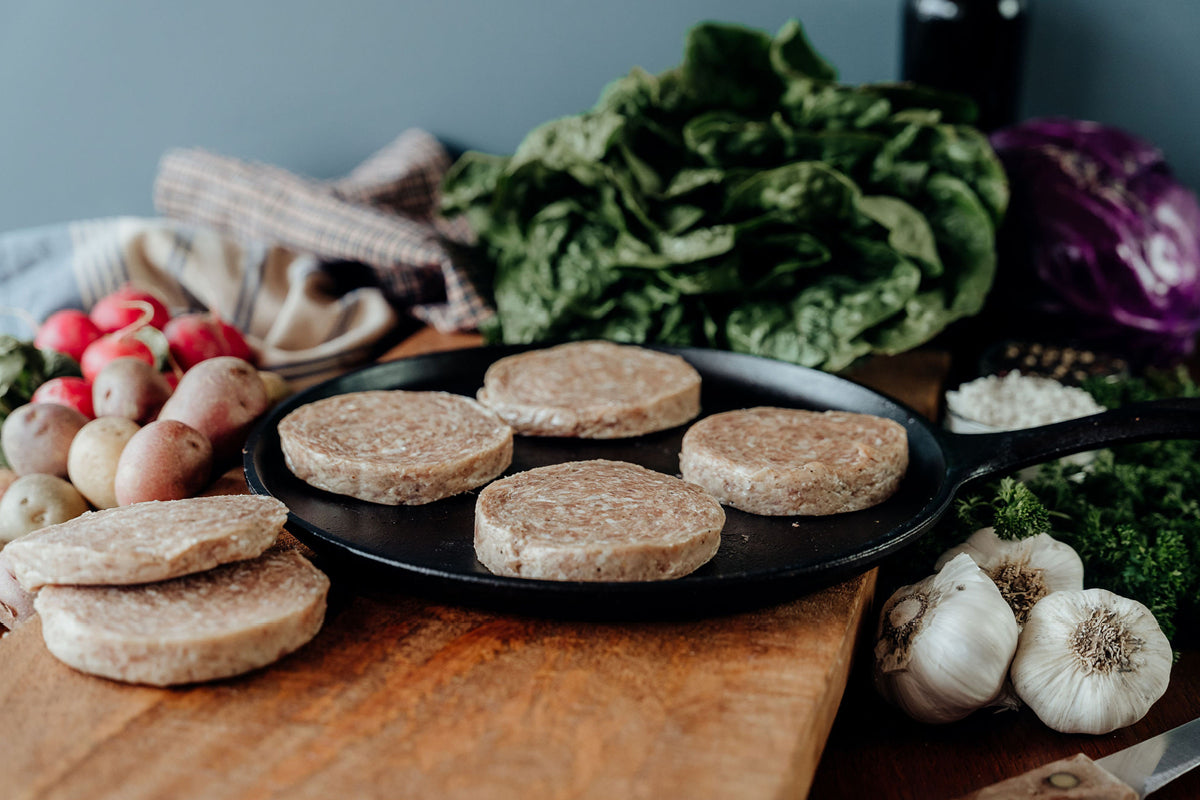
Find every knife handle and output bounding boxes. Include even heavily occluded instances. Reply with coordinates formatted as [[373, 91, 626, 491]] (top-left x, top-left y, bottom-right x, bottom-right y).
[[953, 753, 1137, 799]]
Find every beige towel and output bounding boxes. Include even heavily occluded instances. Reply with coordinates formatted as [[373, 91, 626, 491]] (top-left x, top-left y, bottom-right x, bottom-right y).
[[67, 217, 398, 388]]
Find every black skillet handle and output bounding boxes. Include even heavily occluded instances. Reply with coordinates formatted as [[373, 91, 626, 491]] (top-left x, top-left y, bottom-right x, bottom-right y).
[[941, 397, 1200, 488]]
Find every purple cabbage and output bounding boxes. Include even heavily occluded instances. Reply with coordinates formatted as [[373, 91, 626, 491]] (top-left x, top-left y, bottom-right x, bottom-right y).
[[990, 118, 1200, 363]]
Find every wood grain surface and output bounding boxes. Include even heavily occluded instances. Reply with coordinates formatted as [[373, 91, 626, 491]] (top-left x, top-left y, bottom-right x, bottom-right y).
[[0, 572, 874, 800], [0, 336, 949, 800]]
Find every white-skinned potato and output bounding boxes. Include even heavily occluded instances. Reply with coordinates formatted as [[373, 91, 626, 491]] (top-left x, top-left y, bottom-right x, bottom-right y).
[[1, 403, 88, 478], [0, 474, 90, 544], [158, 356, 269, 466], [67, 416, 141, 509], [92, 357, 173, 425], [113, 419, 214, 505]]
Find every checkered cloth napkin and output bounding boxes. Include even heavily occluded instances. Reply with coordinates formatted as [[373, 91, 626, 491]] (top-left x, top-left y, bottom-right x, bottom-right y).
[[154, 128, 493, 334]]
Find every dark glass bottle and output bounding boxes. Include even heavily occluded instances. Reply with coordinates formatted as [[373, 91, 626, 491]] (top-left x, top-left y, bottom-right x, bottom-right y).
[[901, 0, 1030, 131]]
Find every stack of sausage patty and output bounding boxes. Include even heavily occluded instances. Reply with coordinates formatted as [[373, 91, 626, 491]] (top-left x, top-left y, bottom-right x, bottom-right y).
[[2, 495, 328, 686], [278, 340, 910, 584]]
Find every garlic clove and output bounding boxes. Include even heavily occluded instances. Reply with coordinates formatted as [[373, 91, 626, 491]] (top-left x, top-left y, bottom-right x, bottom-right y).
[[936, 527, 1084, 627], [874, 553, 1020, 724], [1011, 588, 1172, 735]]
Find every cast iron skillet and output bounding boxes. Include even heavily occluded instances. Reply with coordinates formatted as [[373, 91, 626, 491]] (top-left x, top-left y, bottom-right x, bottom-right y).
[[243, 345, 1200, 619]]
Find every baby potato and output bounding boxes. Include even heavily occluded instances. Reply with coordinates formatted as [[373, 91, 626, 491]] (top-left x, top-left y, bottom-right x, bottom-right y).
[[0, 474, 90, 544], [113, 419, 214, 505], [92, 357, 173, 424], [0, 403, 88, 477], [158, 356, 269, 466], [68, 416, 141, 509]]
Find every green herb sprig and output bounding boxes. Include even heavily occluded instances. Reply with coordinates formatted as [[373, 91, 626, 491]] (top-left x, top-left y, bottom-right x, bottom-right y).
[[956, 477, 1051, 541]]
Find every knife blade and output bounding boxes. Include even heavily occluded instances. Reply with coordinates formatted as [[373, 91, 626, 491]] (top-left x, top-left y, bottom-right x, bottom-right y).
[[953, 717, 1200, 799], [1095, 716, 1200, 798]]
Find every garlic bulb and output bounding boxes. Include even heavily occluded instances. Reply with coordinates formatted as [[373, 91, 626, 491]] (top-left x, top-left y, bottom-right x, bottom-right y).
[[936, 527, 1084, 626], [1011, 588, 1172, 734], [874, 553, 1020, 724]]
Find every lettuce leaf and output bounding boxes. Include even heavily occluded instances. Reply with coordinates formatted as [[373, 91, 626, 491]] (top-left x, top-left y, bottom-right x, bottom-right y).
[[442, 19, 1007, 371]]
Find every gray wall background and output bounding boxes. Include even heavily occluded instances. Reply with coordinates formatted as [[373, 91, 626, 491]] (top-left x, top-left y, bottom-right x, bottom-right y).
[[2, 0, 1197, 231]]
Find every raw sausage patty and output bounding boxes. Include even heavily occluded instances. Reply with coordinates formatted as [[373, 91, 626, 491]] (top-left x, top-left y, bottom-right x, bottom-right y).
[[5, 495, 287, 591], [279, 390, 513, 505], [679, 407, 908, 516], [476, 341, 701, 438], [36, 547, 329, 686], [474, 459, 724, 582]]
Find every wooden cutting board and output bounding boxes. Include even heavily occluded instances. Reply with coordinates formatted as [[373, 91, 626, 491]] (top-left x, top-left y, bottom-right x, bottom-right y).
[[0, 333, 949, 800]]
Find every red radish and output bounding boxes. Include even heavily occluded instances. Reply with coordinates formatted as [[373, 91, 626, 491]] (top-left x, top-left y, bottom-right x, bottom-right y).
[[89, 286, 170, 333], [164, 313, 225, 369], [34, 309, 102, 362], [31, 377, 95, 419], [216, 318, 255, 364], [164, 312, 255, 369], [80, 334, 154, 383]]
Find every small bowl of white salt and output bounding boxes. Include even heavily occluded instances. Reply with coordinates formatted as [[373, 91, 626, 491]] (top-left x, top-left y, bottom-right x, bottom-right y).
[[944, 371, 1107, 473], [945, 370, 1106, 433]]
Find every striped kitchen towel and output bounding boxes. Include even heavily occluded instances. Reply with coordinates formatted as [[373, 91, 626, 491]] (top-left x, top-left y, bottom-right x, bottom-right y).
[[154, 128, 493, 334]]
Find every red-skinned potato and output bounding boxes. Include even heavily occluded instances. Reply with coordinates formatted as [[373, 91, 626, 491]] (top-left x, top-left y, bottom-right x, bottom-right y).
[[157, 356, 269, 466], [68, 416, 141, 509], [92, 357, 173, 424], [113, 419, 213, 505], [0, 403, 88, 478]]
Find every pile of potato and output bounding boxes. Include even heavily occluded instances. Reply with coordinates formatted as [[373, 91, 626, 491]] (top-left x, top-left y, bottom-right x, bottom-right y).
[[0, 356, 287, 544]]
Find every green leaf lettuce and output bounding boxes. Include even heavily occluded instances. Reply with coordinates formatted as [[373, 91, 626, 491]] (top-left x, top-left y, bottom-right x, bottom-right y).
[[442, 19, 1008, 370]]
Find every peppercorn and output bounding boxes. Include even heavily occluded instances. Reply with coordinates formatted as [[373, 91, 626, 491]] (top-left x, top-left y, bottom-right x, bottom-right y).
[[982, 341, 1128, 386]]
